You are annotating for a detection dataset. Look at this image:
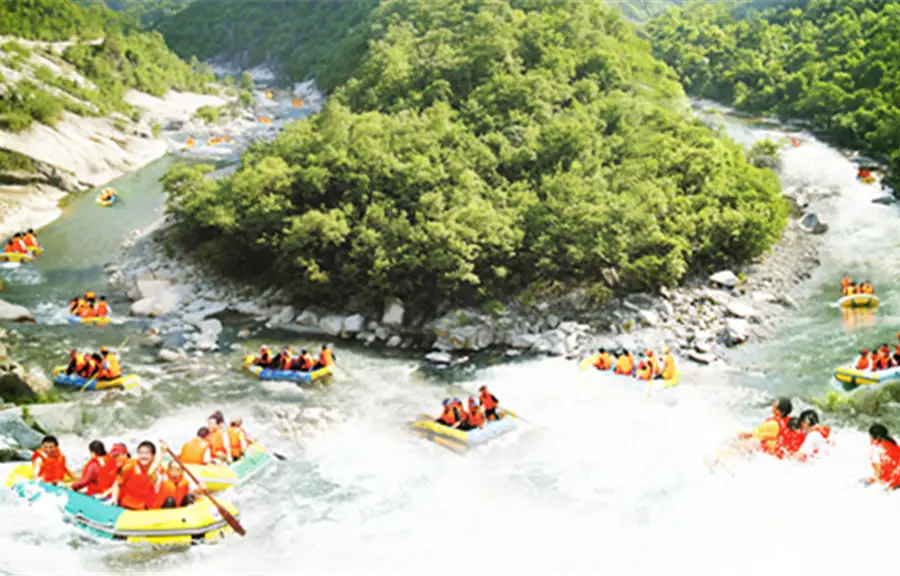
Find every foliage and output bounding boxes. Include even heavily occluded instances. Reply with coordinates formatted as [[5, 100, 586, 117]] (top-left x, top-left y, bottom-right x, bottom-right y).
[[646, 0, 900, 189], [0, 148, 36, 173], [748, 139, 781, 170], [0, 80, 65, 132], [0, 0, 116, 41], [151, 121, 161, 137], [164, 0, 787, 316], [94, 0, 195, 26], [193, 104, 220, 123], [156, 0, 378, 90]]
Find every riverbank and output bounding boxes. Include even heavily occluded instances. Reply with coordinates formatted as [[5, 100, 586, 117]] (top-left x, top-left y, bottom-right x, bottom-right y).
[[105, 122, 833, 371]]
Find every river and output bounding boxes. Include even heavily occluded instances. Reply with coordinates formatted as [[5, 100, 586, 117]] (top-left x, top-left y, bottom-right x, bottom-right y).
[[1, 106, 900, 574]]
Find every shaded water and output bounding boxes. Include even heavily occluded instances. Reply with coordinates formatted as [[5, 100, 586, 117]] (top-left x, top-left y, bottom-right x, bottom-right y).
[[1, 108, 899, 574]]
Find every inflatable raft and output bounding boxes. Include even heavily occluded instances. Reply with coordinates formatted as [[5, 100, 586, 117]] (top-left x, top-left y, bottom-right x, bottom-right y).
[[96, 189, 117, 207], [0, 251, 33, 263], [580, 355, 680, 388], [242, 355, 333, 383], [859, 175, 876, 185], [179, 444, 275, 492], [51, 366, 140, 391], [832, 364, 900, 394], [25, 245, 43, 256], [838, 293, 879, 309], [5, 464, 235, 545], [410, 413, 519, 454], [64, 314, 111, 327]]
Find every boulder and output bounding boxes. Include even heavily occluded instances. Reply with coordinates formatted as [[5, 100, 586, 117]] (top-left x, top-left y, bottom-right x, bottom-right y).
[[182, 301, 228, 327], [232, 301, 267, 317], [136, 278, 171, 300], [0, 300, 34, 323], [386, 335, 402, 348], [129, 284, 192, 317], [799, 212, 828, 234], [295, 308, 319, 326], [199, 319, 223, 336], [156, 349, 183, 363], [342, 314, 365, 335], [382, 298, 405, 327], [709, 270, 739, 289], [0, 409, 43, 450], [267, 305, 295, 327], [509, 333, 537, 349], [688, 351, 717, 365], [638, 309, 660, 326], [425, 351, 453, 364], [724, 318, 751, 346], [28, 402, 84, 434], [726, 301, 760, 320], [546, 314, 560, 329], [318, 315, 345, 337], [0, 366, 51, 404]]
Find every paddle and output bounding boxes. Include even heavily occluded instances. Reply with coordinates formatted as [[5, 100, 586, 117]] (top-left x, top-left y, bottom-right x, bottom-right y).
[[79, 335, 129, 392], [162, 443, 246, 536]]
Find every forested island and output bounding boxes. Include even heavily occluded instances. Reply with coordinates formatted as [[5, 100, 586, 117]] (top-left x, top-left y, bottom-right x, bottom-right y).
[[647, 0, 900, 189], [161, 0, 787, 317]]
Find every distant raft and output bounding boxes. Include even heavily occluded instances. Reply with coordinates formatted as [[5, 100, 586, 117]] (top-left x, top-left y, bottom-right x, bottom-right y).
[[837, 293, 879, 309], [96, 188, 117, 207], [178, 444, 275, 492], [409, 412, 519, 454], [51, 366, 139, 391], [858, 176, 876, 184], [0, 251, 33, 263], [579, 355, 680, 388], [64, 314, 111, 327], [242, 355, 332, 383], [5, 465, 235, 545], [832, 364, 900, 394]]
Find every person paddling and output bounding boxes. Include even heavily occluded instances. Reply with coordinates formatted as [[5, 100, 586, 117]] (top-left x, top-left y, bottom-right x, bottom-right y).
[[737, 397, 792, 455]]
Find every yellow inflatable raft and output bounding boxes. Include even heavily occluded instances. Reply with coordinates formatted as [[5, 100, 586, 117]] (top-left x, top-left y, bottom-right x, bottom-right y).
[[65, 314, 111, 327], [832, 363, 900, 394], [96, 188, 117, 207], [860, 175, 876, 184], [0, 251, 33, 263], [410, 411, 519, 454], [6, 465, 235, 545], [25, 245, 43, 256], [838, 293, 879, 309], [179, 443, 276, 492], [580, 355, 680, 388]]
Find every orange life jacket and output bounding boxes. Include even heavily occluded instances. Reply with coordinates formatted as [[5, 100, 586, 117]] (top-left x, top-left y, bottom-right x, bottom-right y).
[[98, 353, 121, 379], [636, 362, 652, 381], [872, 440, 900, 488], [179, 437, 210, 465], [467, 406, 485, 427], [774, 427, 806, 459], [118, 459, 156, 510], [320, 349, 334, 367], [300, 353, 314, 370], [154, 475, 190, 509], [32, 449, 67, 483], [278, 354, 292, 370], [82, 455, 118, 496], [23, 233, 37, 247], [661, 354, 676, 380], [759, 416, 789, 455], [226, 426, 245, 458], [208, 428, 229, 457], [479, 390, 498, 411], [95, 301, 109, 316], [438, 405, 457, 426], [593, 353, 611, 370], [857, 354, 871, 370]]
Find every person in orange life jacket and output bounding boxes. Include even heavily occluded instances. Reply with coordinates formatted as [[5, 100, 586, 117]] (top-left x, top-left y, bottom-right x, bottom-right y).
[[592, 348, 612, 370], [110, 440, 163, 510], [83, 352, 102, 378], [93, 442, 132, 501], [478, 385, 501, 421], [464, 397, 486, 430], [796, 410, 831, 462], [864, 423, 900, 489], [32, 435, 74, 484], [154, 461, 196, 509], [68, 297, 79, 315], [291, 349, 315, 371], [272, 346, 292, 371], [452, 398, 470, 428], [658, 346, 676, 381], [97, 347, 122, 380], [773, 417, 806, 459], [66, 349, 88, 375], [207, 411, 232, 462], [254, 345, 273, 367], [645, 350, 660, 377], [227, 417, 253, 460], [70, 440, 118, 497], [840, 275, 851, 296], [436, 398, 460, 427], [856, 349, 871, 370], [95, 296, 109, 317], [635, 360, 653, 381], [313, 344, 335, 369], [179, 427, 213, 465], [12, 233, 26, 253], [23, 229, 38, 249], [737, 397, 792, 454]]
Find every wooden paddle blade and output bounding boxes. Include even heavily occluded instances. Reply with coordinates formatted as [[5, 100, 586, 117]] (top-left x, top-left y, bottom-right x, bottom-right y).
[[218, 505, 246, 536], [272, 452, 287, 461]]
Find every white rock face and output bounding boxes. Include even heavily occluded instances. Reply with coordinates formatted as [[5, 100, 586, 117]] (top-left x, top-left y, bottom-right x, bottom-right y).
[[0, 300, 34, 323], [382, 299, 405, 326]]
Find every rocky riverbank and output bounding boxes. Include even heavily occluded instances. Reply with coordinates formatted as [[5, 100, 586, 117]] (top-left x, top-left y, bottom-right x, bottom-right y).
[[104, 165, 830, 370]]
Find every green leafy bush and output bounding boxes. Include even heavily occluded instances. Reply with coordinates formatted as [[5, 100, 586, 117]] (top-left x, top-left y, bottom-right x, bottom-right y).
[[164, 0, 787, 316]]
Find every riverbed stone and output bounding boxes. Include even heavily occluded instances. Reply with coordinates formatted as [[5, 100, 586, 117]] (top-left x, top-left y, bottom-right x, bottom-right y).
[[199, 318, 223, 336], [342, 314, 365, 335], [0, 410, 42, 450], [0, 300, 34, 323], [799, 212, 828, 234], [688, 351, 717, 364], [709, 270, 739, 289], [726, 301, 760, 320], [28, 402, 83, 434], [267, 305, 295, 327], [724, 318, 751, 346], [510, 333, 537, 349], [136, 278, 171, 300], [295, 308, 318, 326], [382, 298, 405, 327], [638, 309, 660, 326], [156, 348, 182, 363], [386, 335, 402, 348], [318, 315, 344, 337], [425, 351, 453, 364]]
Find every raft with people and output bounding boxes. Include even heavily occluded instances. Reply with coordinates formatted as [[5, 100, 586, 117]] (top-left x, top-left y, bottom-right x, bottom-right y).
[[52, 366, 140, 391], [580, 347, 680, 388], [67, 291, 111, 325], [53, 345, 137, 391], [65, 314, 111, 327], [96, 188, 117, 207], [857, 168, 877, 184], [178, 443, 274, 492], [832, 343, 900, 394], [410, 388, 518, 453], [243, 344, 335, 383], [5, 465, 235, 545], [1, 229, 40, 262], [837, 277, 877, 309]]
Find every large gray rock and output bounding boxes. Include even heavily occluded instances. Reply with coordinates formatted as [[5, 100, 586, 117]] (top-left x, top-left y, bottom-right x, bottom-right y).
[[688, 351, 717, 365], [799, 212, 828, 234], [509, 333, 537, 349], [726, 301, 760, 320], [709, 270, 739, 289], [182, 301, 228, 327], [445, 325, 494, 351], [136, 278, 171, 300], [724, 318, 751, 346], [28, 402, 84, 434], [0, 409, 43, 450], [638, 309, 660, 326], [295, 308, 319, 326], [129, 284, 192, 317], [342, 314, 365, 335], [318, 315, 344, 337], [156, 348, 183, 363], [382, 298, 405, 327], [0, 300, 34, 323], [267, 305, 295, 327]]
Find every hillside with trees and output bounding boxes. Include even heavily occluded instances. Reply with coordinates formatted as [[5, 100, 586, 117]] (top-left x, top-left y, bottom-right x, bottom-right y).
[[162, 0, 787, 316], [647, 0, 900, 189]]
